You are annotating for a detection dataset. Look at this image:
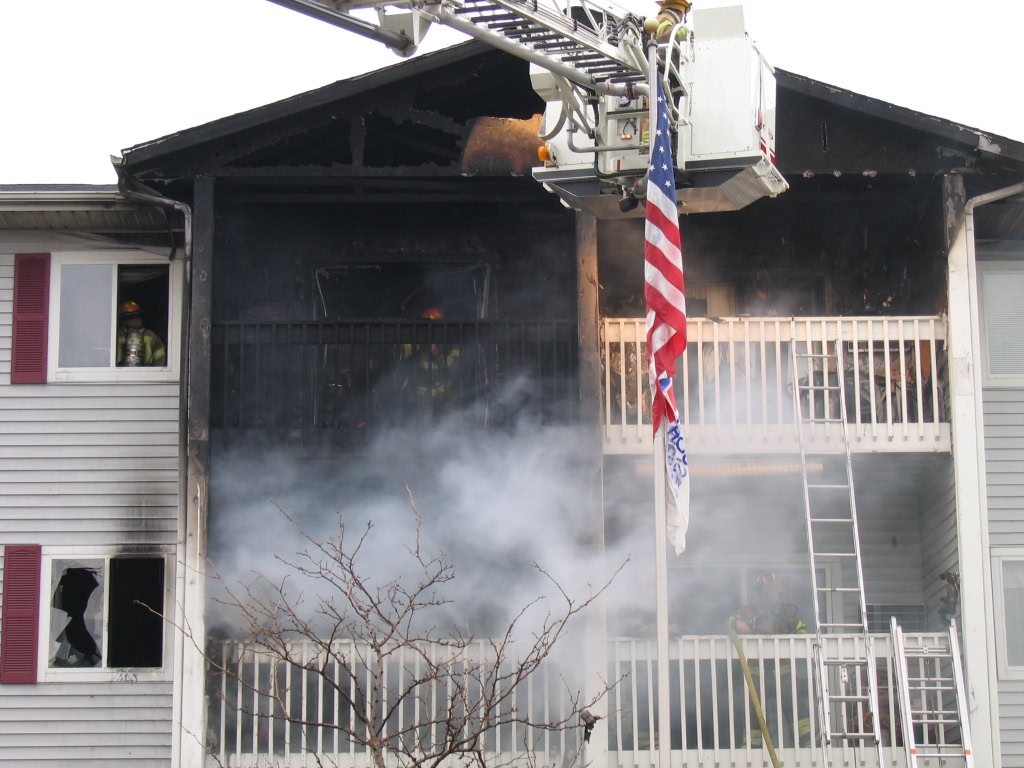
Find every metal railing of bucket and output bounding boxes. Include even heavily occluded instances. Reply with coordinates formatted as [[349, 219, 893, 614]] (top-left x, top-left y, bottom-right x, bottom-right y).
[[603, 316, 949, 454]]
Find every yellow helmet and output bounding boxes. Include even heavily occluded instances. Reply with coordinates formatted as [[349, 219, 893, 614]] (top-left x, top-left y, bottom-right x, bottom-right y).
[[119, 300, 142, 317]]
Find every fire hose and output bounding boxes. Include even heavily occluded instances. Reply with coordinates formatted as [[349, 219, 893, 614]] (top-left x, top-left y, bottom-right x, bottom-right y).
[[728, 624, 781, 768]]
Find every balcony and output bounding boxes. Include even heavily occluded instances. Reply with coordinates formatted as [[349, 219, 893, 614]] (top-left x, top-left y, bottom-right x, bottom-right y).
[[210, 319, 578, 449], [206, 633, 961, 768], [603, 316, 950, 455]]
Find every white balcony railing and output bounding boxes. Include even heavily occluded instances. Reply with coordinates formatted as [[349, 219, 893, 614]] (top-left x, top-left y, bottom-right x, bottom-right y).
[[603, 316, 950, 454], [207, 634, 963, 768]]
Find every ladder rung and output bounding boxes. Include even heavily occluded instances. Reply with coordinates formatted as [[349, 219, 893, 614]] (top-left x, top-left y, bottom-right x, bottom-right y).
[[823, 658, 870, 666], [912, 710, 961, 717], [908, 677, 955, 683], [804, 417, 845, 423], [796, 352, 834, 357], [800, 384, 842, 391], [830, 694, 871, 703], [909, 684, 956, 691], [815, 553, 858, 558], [832, 732, 877, 740], [819, 622, 866, 628], [807, 484, 850, 489], [913, 718, 962, 725], [811, 517, 854, 523], [816, 587, 861, 592], [905, 652, 952, 659]]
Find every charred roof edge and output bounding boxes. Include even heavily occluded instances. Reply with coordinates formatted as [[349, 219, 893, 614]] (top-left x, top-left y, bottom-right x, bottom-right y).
[[121, 40, 491, 171], [777, 69, 1024, 165]]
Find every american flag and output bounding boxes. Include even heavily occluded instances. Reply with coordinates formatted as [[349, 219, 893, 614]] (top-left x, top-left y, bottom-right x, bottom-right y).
[[644, 80, 689, 554]]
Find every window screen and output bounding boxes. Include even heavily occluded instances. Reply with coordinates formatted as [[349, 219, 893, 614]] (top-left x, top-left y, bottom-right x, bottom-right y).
[[983, 269, 1024, 378], [58, 264, 113, 367], [1005, 561, 1024, 668]]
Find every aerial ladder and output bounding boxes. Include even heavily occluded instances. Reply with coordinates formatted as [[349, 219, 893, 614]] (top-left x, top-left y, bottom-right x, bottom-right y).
[[267, 0, 788, 216]]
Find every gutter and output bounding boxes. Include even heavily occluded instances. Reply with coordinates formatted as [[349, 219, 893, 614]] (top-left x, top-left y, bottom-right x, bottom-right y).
[[110, 156, 195, 768], [111, 156, 193, 262]]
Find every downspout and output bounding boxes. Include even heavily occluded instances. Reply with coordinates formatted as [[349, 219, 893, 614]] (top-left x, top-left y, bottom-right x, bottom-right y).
[[961, 179, 1024, 766], [111, 156, 195, 768]]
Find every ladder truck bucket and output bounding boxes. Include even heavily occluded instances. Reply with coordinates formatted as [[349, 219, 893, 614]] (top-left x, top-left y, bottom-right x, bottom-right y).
[[533, 5, 789, 218]]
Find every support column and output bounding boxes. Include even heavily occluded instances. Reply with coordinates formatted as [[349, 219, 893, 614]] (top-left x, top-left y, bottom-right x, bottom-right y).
[[576, 211, 608, 765], [943, 173, 998, 767], [179, 176, 215, 767]]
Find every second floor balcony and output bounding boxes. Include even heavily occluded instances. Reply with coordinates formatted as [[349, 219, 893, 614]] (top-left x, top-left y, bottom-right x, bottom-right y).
[[603, 316, 951, 455]]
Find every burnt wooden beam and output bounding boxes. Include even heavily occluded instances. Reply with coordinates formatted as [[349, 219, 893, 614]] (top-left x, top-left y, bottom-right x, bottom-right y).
[[214, 164, 465, 178], [179, 175, 215, 766]]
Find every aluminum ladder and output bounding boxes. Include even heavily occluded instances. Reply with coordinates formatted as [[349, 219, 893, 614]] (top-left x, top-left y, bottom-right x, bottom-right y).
[[891, 617, 974, 766], [436, 0, 648, 85], [790, 325, 884, 766]]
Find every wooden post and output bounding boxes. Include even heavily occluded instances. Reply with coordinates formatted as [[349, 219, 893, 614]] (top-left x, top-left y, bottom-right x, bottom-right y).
[[943, 172, 997, 767], [179, 176, 215, 767], [576, 211, 608, 765]]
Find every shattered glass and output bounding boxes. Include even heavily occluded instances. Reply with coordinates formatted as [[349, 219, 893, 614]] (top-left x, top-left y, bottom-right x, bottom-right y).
[[49, 559, 104, 668]]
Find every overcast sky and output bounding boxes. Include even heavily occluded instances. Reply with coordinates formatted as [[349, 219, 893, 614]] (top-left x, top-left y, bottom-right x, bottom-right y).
[[1, 0, 1021, 184]]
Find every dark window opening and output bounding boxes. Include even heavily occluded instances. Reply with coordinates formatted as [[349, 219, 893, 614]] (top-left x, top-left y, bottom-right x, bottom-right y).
[[50, 562, 103, 668], [116, 264, 170, 367], [108, 557, 165, 668]]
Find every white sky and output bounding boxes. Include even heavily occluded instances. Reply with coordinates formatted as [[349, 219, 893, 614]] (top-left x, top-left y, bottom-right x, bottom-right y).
[[1, 0, 1021, 184]]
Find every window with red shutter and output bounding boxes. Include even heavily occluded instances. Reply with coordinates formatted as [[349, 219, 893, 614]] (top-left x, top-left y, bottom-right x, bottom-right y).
[[12, 253, 50, 384], [1, 545, 42, 684]]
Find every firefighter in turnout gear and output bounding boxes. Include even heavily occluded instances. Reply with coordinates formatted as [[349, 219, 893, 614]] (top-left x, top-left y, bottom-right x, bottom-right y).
[[116, 301, 166, 367], [400, 308, 460, 416], [643, 0, 690, 42], [729, 572, 812, 749]]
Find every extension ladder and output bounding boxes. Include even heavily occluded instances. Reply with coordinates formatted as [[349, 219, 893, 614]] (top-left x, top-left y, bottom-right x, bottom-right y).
[[891, 617, 974, 766], [790, 325, 884, 766]]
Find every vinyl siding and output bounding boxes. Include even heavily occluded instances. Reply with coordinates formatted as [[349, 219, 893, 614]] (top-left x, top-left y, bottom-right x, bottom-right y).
[[984, 387, 1024, 766], [920, 460, 958, 632], [0, 251, 179, 766]]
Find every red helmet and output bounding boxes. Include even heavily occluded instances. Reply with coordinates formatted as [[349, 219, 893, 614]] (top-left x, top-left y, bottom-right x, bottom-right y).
[[755, 571, 778, 586], [421, 308, 444, 320]]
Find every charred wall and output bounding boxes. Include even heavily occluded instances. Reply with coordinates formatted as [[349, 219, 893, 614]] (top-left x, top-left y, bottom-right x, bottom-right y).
[[212, 191, 575, 322], [600, 175, 949, 317]]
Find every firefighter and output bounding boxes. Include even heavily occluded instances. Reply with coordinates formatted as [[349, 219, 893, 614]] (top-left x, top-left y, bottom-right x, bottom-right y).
[[643, 0, 690, 43], [116, 300, 166, 367], [729, 572, 812, 749], [400, 308, 460, 416]]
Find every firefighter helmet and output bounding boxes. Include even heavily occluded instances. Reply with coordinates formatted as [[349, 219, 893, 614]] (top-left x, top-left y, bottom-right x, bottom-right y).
[[755, 571, 778, 585], [421, 308, 444, 320], [119, 300, 142, 318]]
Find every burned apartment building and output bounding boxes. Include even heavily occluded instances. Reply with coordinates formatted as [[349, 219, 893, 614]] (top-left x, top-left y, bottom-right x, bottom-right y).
[[2, 36, 1024, 768]]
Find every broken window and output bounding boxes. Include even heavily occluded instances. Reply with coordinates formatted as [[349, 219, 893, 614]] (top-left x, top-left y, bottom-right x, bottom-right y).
[[48, 556, 165, 670], [49, 559, 104, 668]]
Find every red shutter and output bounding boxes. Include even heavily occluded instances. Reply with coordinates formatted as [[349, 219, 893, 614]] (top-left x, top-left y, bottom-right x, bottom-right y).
[[11, 253, 50, 384], [1, 545, 42, 684]]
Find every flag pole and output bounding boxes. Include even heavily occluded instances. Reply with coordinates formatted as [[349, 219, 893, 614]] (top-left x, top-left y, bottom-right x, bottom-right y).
[[649, 37, 673, 768], [653, 419, 673, 767]]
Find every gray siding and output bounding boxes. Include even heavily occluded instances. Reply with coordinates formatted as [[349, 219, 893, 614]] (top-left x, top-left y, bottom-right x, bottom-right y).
[[984, 387, 1024, 765], [0, 251, 178, 765], [920, 460, 958, 632], [985, 388, 1024, 547]]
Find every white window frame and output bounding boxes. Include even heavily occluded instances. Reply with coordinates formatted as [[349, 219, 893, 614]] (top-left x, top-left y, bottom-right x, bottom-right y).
[[37, 545, 175, 683], [992, 550, 1024, 680], [47, 250, 183, 383], [978, 259, 1024, 388]]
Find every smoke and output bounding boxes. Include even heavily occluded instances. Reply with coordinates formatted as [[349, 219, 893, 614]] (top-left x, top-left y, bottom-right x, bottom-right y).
[[207, 380, 645, 643]]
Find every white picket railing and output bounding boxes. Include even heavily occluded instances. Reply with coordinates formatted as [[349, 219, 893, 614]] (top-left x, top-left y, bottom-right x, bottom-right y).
[[603, 316, 950, 454], [207, 634, 963, 768]]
